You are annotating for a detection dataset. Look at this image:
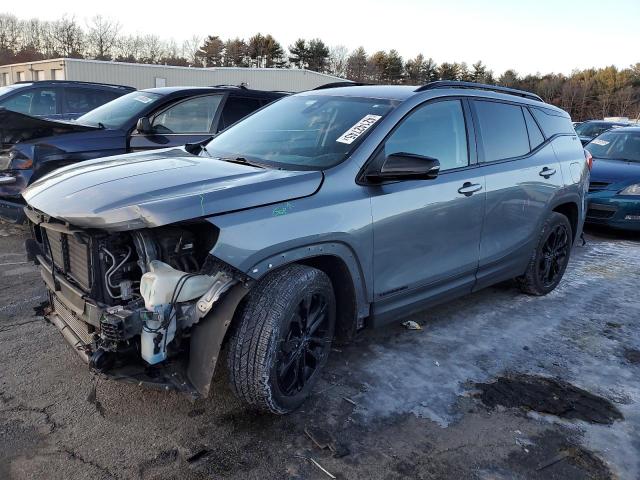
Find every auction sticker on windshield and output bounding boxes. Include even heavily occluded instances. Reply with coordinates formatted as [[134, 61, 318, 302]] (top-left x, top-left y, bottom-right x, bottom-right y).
[[591, 139, 610, 146], [336, 115, 382, 144]]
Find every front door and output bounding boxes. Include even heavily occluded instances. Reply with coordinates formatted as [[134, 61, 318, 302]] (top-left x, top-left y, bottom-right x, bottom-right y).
[[368, 99, 485, 318], [128, 94, 224, 151]]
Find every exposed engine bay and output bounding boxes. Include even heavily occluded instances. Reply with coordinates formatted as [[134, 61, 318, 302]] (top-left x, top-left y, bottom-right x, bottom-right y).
[[26, 210, 248, 397]]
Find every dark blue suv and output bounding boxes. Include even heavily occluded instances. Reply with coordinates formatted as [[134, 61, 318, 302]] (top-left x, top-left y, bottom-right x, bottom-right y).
[[0, 80, 134, 120]]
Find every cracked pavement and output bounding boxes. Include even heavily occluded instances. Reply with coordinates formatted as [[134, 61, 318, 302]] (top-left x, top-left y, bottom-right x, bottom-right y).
[[1, 221, 639, 479]]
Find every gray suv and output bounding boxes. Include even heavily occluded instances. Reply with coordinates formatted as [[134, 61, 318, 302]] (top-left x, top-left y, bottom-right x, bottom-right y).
[[22, 81, 589, 414]]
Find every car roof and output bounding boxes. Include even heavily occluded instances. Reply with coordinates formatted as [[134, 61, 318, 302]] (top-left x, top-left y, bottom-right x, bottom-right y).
[[298, 85, 418, 101], [297, 82, 557, 109], [582, 120, 628, 125], [13, 80, 134, 90], [602, 126, 640, 132], [142, 86, 286, 98]]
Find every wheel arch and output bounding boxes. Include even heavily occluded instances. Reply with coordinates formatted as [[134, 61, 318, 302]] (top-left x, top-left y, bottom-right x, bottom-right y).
[[247, 242, 370, 341]]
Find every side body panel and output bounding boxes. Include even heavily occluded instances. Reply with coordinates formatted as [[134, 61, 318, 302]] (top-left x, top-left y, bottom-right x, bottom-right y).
[[475, 142, 564, 288]]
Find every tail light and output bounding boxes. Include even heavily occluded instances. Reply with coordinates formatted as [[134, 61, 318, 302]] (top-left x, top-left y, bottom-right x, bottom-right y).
[[584, 149, 593, 171]]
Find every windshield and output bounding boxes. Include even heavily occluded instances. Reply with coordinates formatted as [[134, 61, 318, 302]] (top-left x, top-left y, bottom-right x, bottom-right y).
[[586, 131, 640, 162], [575, 122, 621, 138], [204, 94, 397, 169], [76, 91, 162, 129]]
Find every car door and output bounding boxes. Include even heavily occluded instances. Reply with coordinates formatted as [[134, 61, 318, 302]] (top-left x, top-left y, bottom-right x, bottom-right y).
[[368, 98, 485, 320], [471, 99, 565, 289], [128, 94, 224, 151]]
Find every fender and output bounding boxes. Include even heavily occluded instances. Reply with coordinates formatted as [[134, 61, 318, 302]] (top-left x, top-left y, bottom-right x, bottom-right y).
[[187, 283, 249, 397], [246, 242, 370, 321]]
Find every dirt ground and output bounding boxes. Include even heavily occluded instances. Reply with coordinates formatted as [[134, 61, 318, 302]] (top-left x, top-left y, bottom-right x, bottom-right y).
[[1, 221, 639, 480]]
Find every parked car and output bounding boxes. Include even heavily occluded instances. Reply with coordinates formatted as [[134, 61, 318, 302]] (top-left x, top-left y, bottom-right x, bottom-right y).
[[575, 120, 629, 146], [0, 86, 287, 222], [585, 127, 640, 230], [22, 81, 588, 414], [0, 80, 134, 120]]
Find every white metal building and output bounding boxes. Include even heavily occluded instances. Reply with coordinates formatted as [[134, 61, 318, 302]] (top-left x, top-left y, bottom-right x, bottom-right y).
[[0, 58, 347, 92]]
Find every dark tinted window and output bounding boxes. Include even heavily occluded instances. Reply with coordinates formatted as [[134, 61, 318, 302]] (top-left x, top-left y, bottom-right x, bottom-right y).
[[64, 88, 120, 114], [152, 95, 223, 133], [219, 97, 262, 130], [0, 88, 57, 115], [474, 101, 529, 161], [524, 108, 545, 149], [384, 100, 468, 171], [530, 107, 574, 137]]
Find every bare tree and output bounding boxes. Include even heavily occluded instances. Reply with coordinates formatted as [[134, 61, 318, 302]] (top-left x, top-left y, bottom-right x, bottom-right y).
[[182, 35, 202, 66], [328, 45, 348, 78], [51, 16, 84, 58], [86, 15, 120, 60]]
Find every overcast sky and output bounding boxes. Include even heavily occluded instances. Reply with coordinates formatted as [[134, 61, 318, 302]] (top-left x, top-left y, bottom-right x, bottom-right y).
[[9, 0, 640, 75]]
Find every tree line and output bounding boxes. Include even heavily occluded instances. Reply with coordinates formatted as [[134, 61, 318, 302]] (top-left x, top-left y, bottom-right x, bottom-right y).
[[1, 13, 638, 120]]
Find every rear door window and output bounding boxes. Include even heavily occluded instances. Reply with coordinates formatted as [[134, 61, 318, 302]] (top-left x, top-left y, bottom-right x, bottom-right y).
[[474, 101, 529, 161], [219, 96, 263, 131], [63, 88, 121, 115], [524, 108, 545, 149], [151, 95, 223, 133]]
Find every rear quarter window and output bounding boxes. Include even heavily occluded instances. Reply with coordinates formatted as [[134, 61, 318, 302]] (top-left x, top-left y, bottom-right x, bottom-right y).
[[474, 100, 530, 161], [530, 107, 574, 137]]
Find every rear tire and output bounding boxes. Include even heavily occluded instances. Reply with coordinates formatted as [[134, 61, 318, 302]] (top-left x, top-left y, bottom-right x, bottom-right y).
[[518, 212, 573, 296], [227, 264, 335, 414]]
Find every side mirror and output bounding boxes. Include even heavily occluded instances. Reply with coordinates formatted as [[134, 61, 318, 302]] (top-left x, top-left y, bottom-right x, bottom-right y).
[[366, 152, 440, 182], [136, 117, 152, 134]]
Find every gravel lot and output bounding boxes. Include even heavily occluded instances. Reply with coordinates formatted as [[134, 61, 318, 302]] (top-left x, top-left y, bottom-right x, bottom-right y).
[[1, 221, 639, 480]]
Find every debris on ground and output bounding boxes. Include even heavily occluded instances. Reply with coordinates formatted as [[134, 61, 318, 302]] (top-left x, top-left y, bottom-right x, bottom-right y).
[[401, 320, 422, 330], [304, 427, 350, 458], [342, 396, 357, 407], [309, 457, 336, 479], [475, 374, 623, 424], [623, 348, 640, 364], [32, 300, 51, 317]]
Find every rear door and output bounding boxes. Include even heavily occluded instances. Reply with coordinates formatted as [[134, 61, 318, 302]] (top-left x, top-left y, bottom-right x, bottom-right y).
[[128, 94, 224, 151], [369, 98, 485, 320], [471, 99, 564, 289]]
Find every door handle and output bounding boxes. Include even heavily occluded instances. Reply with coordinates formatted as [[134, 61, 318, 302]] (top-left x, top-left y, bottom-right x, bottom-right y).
[[539, 167, 556, 178], [458, 182, 483, 196]]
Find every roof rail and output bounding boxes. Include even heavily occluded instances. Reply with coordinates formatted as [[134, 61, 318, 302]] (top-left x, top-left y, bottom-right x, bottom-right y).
[[313, 81, 363, 90], [14, 80, 134, 90], [415, 81, 543, 102], [209, 84, 248, 89]]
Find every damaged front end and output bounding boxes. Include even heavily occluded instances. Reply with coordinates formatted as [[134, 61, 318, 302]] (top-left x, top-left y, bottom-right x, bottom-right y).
[[25, 207, 249, 398]]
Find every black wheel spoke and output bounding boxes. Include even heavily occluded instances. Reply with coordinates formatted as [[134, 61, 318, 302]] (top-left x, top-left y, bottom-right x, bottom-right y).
[[537, 224, 570, 287], [307, 304, 327, 335], [276, 290, 332, 397]]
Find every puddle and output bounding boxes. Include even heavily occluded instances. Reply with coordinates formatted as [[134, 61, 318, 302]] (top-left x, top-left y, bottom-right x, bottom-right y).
[[475, 374, 623, 425]]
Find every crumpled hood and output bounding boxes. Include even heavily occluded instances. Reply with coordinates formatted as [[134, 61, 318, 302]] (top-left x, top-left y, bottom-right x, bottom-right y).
[[0, 108, 99, 148], [23, 148, 323, 231]]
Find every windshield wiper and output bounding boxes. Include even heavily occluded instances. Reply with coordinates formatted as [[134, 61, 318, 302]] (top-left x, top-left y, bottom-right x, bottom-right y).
[[221, 156, 266, 169]]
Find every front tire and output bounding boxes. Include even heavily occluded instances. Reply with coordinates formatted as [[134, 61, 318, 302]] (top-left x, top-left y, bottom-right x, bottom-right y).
[[518, 212, 572, 296], [227, 264, 335, 414]]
